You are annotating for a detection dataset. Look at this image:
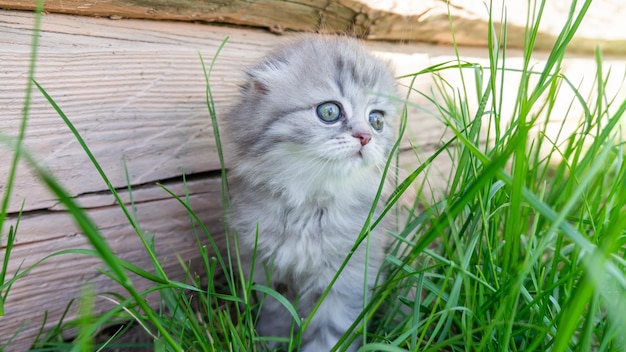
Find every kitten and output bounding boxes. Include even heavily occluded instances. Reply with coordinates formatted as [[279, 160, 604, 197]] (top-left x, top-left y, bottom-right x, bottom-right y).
[[224, 35, 398, 351]]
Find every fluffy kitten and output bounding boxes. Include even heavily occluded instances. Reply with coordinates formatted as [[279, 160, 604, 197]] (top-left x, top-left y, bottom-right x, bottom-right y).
[[224, 35, 398, 351]]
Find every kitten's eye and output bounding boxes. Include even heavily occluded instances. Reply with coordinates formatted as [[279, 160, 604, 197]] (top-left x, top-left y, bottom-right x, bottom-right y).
[[316, 102, 342, 123], [369, 110, 385, 131]]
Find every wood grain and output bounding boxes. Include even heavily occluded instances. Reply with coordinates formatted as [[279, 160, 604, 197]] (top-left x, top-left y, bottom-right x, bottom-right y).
[[1, 0, 625, 54], [0, 10, 452, 214], [0, 176, 226, 350], [0, 11, 446, 349]]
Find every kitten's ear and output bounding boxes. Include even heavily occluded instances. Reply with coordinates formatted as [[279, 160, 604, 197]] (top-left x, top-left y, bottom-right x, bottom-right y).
[[243, 76, 269, 95], [243, 53, 288, 95], [243, 67, 272, 96]]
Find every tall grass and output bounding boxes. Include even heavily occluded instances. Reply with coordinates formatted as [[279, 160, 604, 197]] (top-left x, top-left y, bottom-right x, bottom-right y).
[[1, 0, 625, 351], [367, 1, 626, 351]]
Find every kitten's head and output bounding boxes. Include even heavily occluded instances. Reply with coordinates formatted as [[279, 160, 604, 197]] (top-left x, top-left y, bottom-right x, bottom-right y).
[[226, 35, 398, 200]]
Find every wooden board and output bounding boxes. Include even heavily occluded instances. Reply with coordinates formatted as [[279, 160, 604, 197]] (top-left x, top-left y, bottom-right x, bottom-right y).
[[0, 10, 456, 214], [0, 176, 227, 350], [1, 0, 625, 54], [0, 10, 448, 350]]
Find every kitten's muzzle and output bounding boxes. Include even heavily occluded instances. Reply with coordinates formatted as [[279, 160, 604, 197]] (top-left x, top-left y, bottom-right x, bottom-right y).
[[352, 131, 371, 146]]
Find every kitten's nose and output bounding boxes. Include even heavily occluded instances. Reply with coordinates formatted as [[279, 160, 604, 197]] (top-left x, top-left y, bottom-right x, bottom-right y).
[[353, 132, 371, 146]]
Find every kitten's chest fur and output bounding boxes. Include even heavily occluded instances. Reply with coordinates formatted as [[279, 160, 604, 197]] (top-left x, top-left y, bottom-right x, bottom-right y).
[[231, 178, 384, 285]]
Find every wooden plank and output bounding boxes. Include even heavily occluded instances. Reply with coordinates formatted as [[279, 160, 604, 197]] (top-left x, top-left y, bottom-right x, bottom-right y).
[[2, 175, 224, 246], [2, 9, 624, 213], [2, 10, 625, 215], [0, 176, 226, 350], [0, 14, 452, 349], [0, 0, 625, 54], [0, 10, 448, 214]]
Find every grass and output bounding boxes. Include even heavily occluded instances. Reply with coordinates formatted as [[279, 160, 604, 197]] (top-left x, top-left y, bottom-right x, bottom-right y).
[[1, 0, 626, 351]]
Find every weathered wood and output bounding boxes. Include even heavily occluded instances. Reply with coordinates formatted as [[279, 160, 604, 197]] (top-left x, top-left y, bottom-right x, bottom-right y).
[[0, 12, 444, 350], [0, 176, 226, 350], [1, 0, 625, 54], [6, 10, 624, 217], [0, 10, 449, 214], [0, 11, 251, 213]]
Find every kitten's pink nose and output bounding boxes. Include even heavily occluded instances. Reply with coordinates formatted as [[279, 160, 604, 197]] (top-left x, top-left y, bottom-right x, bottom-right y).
[[353, 132, 371, 146]]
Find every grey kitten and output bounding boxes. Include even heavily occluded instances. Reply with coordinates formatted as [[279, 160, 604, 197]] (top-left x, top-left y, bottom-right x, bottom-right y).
[[224, 35, 398, 351]]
